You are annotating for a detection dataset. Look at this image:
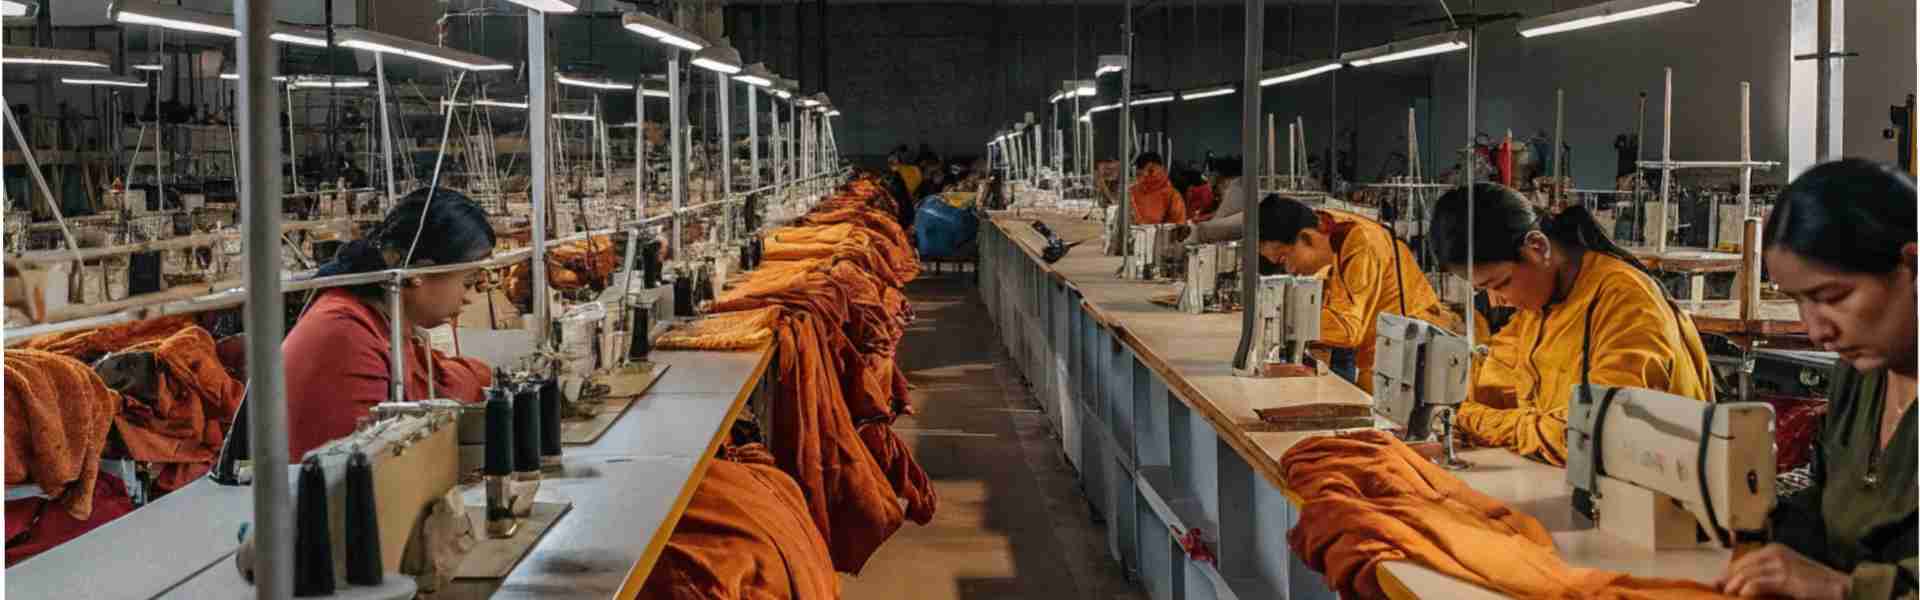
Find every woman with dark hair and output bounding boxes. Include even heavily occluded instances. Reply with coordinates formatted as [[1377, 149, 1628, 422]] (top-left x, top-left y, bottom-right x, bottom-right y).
[[1715, 159, 1916, 600], [1425, 183, 1713, 466], [282, 188, 498, 458]]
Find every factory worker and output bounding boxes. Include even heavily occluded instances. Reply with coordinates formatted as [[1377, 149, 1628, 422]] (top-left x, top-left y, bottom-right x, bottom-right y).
[[889, 151, 923, 200], [282, 188, 496, 458], [1426, 183, 1713, 466], [1246, 194, 1452, 391], [1717, 159, 1916, 600], [1128, 151, 1188, 225]]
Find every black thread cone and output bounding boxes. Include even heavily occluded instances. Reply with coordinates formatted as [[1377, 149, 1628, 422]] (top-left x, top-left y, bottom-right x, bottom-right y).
[[211, 390, 249, 485], [485, 387, 514, 476], [642, 241, 663, 288], [539, 378, 562, 459], [673, 275, 694, 317], [512, 383, 541, 472], [294, 456, 335, 596], [628, 305, 652, 361], [343, 450, 383, 585]]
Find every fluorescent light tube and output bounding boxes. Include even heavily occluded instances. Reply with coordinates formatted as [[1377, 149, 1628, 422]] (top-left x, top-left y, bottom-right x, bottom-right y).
[[219, 72, 290, 82], [1130, 93, 1175, 106], [271, 25, 332, 48], [334, 27, 511, 71], [62, 76, 148, 88], [501, 0, 580, 13], [1340, 30, 1469, 67], [640, 87, 670, 99], [1180, 86, 1235, 100], [291, 76, 369, 89], [1260, 59, 1343, 86], [474, 99, 530, 109], [1, 1, 30, 17], [553, 112, 596, 122], [2, 46, 111, 69], [132, 63, 164, 71], [558, 74, 632, 90], [114, 2, 238, 37], [622, 12, 709, 51], [1517, 0, 1698, 38]]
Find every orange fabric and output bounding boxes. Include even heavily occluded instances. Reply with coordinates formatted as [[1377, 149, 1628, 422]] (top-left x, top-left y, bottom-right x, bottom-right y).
[[1128, 168, 1188, 225], [506, 235, 619, 304], [111, 326, 246, 492], [856, 423, 935, 525], [639, 443, 840, 600], [18, 315, 198, 363], [1282, 430, 1735, 600], [3, 350, 120, 519]]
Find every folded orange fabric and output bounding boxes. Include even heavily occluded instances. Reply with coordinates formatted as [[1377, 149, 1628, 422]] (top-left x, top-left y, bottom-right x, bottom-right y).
[[1281, 430, 1734, 600], [3, 350, 121, 519], [112, 326, 247, 492], [638, 443, 840, 600], [17, 315, 198, 363]]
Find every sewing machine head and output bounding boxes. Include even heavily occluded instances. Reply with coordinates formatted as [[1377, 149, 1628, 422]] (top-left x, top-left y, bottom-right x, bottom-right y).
[[1180, 241, 1240, 314], [1125, 224, 1185, 280], [1370, 313, 1471, 440], [1238, 275, 1322, 376], [1566, 384, 1776, 549]]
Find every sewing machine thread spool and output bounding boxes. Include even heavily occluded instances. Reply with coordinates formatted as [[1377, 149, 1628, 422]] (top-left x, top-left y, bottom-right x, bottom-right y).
[[538, 378, 562, 472], [512, 383, 542, 475], [642, 241, 664, 288], [294, 455, 336, 596], [343, 450, 383, 585], [739, 240, 754, 271], [627, 304, 653, 361], [672, 274, 695, 317], [129, 251, 163, 296], [211, 390, 251, 485], [484, 388, 517, 538]]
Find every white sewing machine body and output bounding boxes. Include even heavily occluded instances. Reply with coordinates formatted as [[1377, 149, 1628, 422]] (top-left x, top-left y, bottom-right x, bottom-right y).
[[1566, 384, 1776, 549], [1125, 223, 1185, 280], [1370, 313, 1472, 440], [1180, 241, 1240, 314], [1237, 275, 1322, 377]]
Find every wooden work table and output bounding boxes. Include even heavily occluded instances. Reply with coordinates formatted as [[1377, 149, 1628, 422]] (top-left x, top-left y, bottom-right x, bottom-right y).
[[982, 210, 1738, 600], [4, 340, 772, 600]]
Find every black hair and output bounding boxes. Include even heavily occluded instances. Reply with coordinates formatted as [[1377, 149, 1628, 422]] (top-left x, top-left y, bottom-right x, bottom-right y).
[[1256, 194, 1321, 244], [316, 187, 496, 294], [1764, 158, 1917, 274], [1210, 157, 1243, 179], [1428, 182, 1648, 273], [1133, 151, 1166, 170]]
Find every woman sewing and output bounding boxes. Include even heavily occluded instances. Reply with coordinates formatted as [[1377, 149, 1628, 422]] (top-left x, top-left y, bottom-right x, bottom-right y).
[[1425, 183, 1714, 466], [1715, 159, 1917, 600], [282, 188, 497, 458]]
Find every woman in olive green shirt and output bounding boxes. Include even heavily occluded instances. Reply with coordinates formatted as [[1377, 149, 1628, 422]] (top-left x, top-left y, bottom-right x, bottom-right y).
[[1717, 159, 1918, 600]]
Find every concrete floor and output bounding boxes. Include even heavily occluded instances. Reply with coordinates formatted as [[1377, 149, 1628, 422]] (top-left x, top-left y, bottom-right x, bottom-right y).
[[840, 274, 1144, 600]]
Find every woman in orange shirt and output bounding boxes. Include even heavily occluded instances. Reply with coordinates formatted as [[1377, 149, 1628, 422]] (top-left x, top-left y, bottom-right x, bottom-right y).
[[1127, 152, 1187, 225], [282, 188, 496, 458]]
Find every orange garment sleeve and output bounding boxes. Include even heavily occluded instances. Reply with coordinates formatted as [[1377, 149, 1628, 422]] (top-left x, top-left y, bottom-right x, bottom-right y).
[[1319, 248, 1387, 351]]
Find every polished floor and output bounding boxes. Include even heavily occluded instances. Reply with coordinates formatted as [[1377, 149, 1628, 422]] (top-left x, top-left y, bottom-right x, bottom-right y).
[[840, 273, 1144, 600]]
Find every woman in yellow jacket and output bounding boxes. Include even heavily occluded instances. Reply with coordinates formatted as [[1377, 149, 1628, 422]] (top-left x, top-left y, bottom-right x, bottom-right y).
[[1251, 195, 1452, 392], [1427, 183, 1714, 466]]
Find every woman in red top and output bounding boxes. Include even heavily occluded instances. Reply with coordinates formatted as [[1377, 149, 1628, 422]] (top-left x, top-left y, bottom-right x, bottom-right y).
[[282, 188, 496, 458]]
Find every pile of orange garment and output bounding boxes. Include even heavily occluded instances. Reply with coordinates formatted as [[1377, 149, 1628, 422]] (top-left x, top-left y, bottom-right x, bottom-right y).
[[505, 234, 619, 303], [1281, 430, 1735, 599], [638, 443, 839, 600], [659, 185, 934, 573], [111, 326, 247, 492], [4, 350, 121, 520], [763, 223, 918, 289], [17, 315, 199, 362]]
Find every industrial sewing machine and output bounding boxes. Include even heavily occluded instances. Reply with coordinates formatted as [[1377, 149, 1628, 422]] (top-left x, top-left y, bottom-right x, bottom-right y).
[[1371, 313, 1475, 469], [1236, 275, 1323, 378], [1567, 384, 1776, 550], [1179, 241, 1241, 314], [1123, 224, 1184, 280]]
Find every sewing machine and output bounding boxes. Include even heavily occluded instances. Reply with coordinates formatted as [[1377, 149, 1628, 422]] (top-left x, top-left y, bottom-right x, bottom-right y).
[[1179, 241, 1241, 314], [1371, 313, 1474, 469], [1566, 385, 1776, 549], [1124, 224, 1184, 280], [1236, 275, 1322, 377]]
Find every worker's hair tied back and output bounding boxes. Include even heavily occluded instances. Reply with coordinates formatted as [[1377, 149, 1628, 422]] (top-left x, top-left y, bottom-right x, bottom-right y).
[[1539, 205, 1652, 273]]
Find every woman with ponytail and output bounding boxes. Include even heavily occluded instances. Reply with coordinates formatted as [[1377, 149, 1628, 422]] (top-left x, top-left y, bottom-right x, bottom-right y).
[[282, 188, 498, 458], [1426, 183, 1713, 466]]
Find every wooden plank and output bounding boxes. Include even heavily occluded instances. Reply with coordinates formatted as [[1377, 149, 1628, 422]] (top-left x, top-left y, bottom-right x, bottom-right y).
[[455, 500, 575, 579], [561, 363, 671, 445]]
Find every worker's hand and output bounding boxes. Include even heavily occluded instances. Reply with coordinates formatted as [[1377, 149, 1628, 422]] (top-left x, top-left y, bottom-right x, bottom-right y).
[[1715, 543, 1849, 600]]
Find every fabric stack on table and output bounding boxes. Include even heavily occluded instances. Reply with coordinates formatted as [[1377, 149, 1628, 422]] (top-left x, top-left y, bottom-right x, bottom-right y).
[[648, 177, 935, 597]]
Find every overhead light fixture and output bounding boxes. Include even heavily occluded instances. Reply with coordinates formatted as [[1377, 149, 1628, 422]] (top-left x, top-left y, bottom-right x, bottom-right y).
[[500, 0, 579, 13], [639, 86, 670, 99], [1074, 80, 1098, 97], [1260, 58, 1343, 86], [827, 110, 841, 117], [1180, 85, 1235, 101], [1517, 0, 1698, 38], [132, 63, 164, 71], [691, 42, 743, 75], [474, 98, 530, 109], [1, 1, 31, 17], [290, 75, 370, 89], [271, 24, 331, 48], [1130, 92, 1175, 106], [1341, 30, 1469, 67], [1049, 91, 1066, 103], [797, 97, 820, 108], [553, 112, 596, 122], [113, 1, 238, 37], [334, 27, 512, 71], [62, 75, 148, 88], [557, 73, 632, 90], [735, 62, 775, 87], [1095, 54, 1127, 77], [622, 12, 708, 52], [2, 46, 111, 69], [219, 72, 290, 82]]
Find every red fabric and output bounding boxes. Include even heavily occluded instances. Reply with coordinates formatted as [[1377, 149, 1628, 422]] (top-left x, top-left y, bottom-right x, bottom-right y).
[[5, 473, 136, 566], [1760, 393, 1829, 473], [1186, 183, 1218, 222], [282, 289, 493, 459]]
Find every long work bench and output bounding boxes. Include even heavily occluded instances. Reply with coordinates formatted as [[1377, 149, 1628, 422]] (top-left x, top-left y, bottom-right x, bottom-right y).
[[4, 335, 773, 600], [979, 210, 1730, 600]]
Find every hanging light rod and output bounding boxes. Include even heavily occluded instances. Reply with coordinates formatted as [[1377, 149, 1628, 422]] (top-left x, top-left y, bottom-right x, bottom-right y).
[[1260, 58, 1343, 86], [1131, 92, 1176, 106], [289, 75, 370, 89], [334, 27, 512, 71], [474, 98, 530, 109], [219, 72, 290, 82], [553, 112, 597, 122], [62, 75, 148, 88], [2, 46, 110, 69], [1517, 0, 1698, 38], [113, 1, 237, 37], [1180, 85, 1236, 101], [270, 24, 331, 48], [131, 63, 164, 71], [1095, 54, 1127, 76], [1340, 30, 1469, 67], [691, 42, 744, 75], [622, 12, 709, 51], [500, 0, 579, 13], [557, 74, 632, 90], [735, 63, 775, 87], [639, 87, 670, 99]]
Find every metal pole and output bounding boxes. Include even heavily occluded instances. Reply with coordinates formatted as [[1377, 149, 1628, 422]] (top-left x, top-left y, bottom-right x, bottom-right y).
[[2, 106, 80, 255], [238, 0, 291, 596], [530, 12, 552, 347], [670, 55, 686, 256], [718, 73, 732, 206], [1267, 113, 1276, 184], [598, 95, 613, 195], [1814, 0, 1842, 161], [1658, 67, 1673, 255], [636, 83, 646, 221], [1119, 4, 1134, 241], [1740, 81, 1753, 218], [749, 88, 761, 190], [1552, 88, 1564, 205], [286, 84, 300, 194], [376, 53, 396, 211], [386, 278, 406, 402], [1465, 27, 1478, 355], [1232, 0, 1262, 372]]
